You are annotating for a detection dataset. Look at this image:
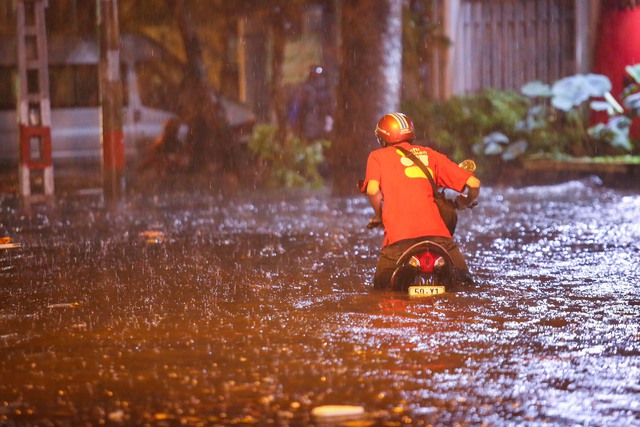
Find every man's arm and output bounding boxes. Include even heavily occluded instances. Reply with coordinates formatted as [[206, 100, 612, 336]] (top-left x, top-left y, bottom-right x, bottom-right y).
[[366, 179, 383, 228], [455, 176, 480, 209]]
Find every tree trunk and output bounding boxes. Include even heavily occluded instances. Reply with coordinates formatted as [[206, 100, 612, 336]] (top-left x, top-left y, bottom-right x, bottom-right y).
[[238, 10, 270, 122], [328, 0, 403, 194], [319, 0, 339, 110], [270, 8, 288, 144], [167, 0, 233, 171]]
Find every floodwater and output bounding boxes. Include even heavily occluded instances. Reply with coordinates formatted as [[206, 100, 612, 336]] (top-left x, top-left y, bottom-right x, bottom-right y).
[[1, 177, 639, 426]]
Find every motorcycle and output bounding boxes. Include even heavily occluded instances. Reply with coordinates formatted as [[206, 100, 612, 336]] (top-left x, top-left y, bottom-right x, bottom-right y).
[[388, 239, 456, 296], [361, 160, 477, 297]]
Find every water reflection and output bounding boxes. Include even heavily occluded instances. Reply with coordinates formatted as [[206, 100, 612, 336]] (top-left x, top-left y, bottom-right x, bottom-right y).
[[1, 179, 639, 425]]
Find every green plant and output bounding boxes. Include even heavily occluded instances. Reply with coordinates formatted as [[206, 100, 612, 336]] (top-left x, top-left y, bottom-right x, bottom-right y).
[[522, 72, 637, 155], [247, 124, 330, 188], [403, 89, 531, 175], [402, 70, 640, 182], [622, 64, 640, 116], [606, 64, 640, 153]]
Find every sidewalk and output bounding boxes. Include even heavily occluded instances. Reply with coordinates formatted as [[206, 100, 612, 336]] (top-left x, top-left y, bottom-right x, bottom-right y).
[[517, 158, 640, 188], [0, 163, 102, 196]]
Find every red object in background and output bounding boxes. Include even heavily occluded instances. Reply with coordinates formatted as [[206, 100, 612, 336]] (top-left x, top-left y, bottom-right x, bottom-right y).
[[102, 130, 125, 170], [594, 3, 640, 139], [19, 125, 52, 169]]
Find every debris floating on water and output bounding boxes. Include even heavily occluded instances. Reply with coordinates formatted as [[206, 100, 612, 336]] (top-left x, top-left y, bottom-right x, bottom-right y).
[[0, 236, 21, 250], [47, 302, 80, 309], [139, 230, 165, 244], [311, 405, 366, 425]]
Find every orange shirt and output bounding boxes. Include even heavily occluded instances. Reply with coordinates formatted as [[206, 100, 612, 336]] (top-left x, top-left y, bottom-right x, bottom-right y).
[[365, 142, 472, 246]]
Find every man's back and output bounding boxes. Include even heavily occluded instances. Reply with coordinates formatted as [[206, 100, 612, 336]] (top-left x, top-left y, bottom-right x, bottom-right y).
[[365, 142, 471, 245]]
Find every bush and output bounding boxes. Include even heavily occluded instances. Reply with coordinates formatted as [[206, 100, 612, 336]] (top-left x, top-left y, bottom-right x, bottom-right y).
[[247, 124, 330, 188], [403, 71, 640, 182], [403, 89, 531, 179]]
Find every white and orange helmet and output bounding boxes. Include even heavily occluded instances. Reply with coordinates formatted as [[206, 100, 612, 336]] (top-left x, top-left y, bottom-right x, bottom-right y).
[[375, 112, 416, 146]]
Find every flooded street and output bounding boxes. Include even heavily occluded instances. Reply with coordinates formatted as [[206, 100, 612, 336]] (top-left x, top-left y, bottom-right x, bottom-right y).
[[1, 178, 639, 426]]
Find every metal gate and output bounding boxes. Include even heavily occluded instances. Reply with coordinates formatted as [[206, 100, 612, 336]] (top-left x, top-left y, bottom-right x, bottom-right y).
[[453, 0, 577, 94]]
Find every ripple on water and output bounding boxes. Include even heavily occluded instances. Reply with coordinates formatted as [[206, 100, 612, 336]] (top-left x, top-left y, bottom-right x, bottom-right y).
[[0, 181, 639, 425]]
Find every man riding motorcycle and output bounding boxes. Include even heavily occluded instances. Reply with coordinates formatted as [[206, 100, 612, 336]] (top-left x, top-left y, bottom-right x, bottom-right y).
[[361, 112, 480, 289]]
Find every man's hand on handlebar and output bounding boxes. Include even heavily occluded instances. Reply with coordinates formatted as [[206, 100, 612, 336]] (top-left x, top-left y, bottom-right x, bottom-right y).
[[367, 217, 383, 229], [454, 194, 478, 210], [455, 183, 480, 210]]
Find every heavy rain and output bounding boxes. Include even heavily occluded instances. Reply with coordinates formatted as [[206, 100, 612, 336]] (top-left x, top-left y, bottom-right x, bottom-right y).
[[1, 177, 639, 425], [2, 0, 640, 426]]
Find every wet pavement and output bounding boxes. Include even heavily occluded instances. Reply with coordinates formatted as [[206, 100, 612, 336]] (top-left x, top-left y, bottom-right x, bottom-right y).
[[1, 177, 639, 426]]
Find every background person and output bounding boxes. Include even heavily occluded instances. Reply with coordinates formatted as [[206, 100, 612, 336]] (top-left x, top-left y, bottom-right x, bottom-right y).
[[138, 117, 192, 176], [288, 65, 333, 140]]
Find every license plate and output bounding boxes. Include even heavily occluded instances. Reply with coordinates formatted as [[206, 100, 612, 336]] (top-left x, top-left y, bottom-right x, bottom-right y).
[[408, 285, 446, 297]]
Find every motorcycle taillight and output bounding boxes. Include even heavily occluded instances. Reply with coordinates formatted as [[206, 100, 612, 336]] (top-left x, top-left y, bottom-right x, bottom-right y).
[[412, 251, 444, 273]]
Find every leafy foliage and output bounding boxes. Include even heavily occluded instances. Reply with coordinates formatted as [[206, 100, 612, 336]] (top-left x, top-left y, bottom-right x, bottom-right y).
[[525, 69, 640, 159], [622, 64, 640, 116], [403, 89, 531, 176], [404, 70, 640, 182], [247, 124, 329, 188]]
